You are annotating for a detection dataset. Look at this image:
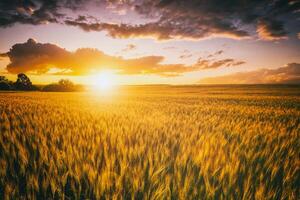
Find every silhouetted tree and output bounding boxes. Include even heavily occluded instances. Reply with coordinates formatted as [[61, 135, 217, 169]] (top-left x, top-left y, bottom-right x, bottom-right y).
[[0, 76, 13, 90], [15, 73, 33, 90], [0, 76, 8, 82], [0, 82, 11, 90]]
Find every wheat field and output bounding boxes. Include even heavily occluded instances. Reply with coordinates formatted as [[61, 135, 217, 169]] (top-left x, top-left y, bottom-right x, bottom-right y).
[[0, 85, 299, 200]]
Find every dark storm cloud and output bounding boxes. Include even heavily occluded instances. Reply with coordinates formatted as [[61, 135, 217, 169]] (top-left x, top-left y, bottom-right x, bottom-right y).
[[257, 18, 288, 40], [199, 63, 300, 84], [0, 0, 86, 27], [132, 0, 300, 40], [1, 0, 299, 41], [3, 39, 244, 76], [64, 16, 250, 40], [64, 20, 184, 40], [66, 0, 299, 40]]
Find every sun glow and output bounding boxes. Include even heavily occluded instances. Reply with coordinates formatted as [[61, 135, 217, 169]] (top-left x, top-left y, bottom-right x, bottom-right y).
[[91, 70, 117, 92]]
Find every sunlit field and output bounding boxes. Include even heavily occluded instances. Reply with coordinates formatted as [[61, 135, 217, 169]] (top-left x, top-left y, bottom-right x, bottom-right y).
[[0, 85, 299, 200]]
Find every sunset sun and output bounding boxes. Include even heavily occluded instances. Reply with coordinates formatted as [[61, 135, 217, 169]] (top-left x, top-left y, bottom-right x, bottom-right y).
[[92, 70, 116, 91]]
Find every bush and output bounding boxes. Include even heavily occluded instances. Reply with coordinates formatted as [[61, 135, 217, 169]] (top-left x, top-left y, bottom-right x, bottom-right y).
[[43, 79, 84, 92]]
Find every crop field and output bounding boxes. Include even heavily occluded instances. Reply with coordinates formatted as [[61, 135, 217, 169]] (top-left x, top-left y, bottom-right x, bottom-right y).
[[0, 85, 299, 200]]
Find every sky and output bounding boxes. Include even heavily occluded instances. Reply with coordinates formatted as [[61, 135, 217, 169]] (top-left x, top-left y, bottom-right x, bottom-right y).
[[0, 0, 300, 85]]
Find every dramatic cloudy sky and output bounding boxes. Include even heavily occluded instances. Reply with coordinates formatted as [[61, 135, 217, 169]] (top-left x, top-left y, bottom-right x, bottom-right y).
[[0, 0, 300, 84]]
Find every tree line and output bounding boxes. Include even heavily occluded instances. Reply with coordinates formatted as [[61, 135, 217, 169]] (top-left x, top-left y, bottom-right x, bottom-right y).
[[0, 73, 85, 92]]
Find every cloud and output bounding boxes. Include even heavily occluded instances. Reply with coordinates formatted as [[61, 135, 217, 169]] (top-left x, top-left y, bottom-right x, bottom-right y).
[[179, 54, 192, 59], [195, 58, 245, 69], [1, 1, 299, 41], [64, 17, 250, 40], [0, 0, 75, 27], [199, 63, 300, 84], [150, 0, 299, 41], [89, 0, 298, 40], [215, 50, 224, 56], [257, 18, 287, 41], [207, 50, 224, 58], [64, 20, 186, 40], [122, 44, 137, 52], [3, 39, 244, 77]]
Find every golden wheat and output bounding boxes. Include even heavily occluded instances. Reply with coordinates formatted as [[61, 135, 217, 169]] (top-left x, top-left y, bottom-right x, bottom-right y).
[[0, 86, 299, 199]]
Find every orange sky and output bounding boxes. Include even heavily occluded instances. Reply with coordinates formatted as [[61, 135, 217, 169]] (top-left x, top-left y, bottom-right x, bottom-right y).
[[0, 0, 299, 85]]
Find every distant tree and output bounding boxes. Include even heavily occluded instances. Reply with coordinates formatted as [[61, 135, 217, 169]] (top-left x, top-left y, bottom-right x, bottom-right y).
[[15, 73, 33, 90], [0, 81, 12, 90], [43, 79, 84, 92], [58, 79, 74, 89], [42, 84, 60, 92], [0, 76, 13, 90], [0, 76, 8, 82]]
